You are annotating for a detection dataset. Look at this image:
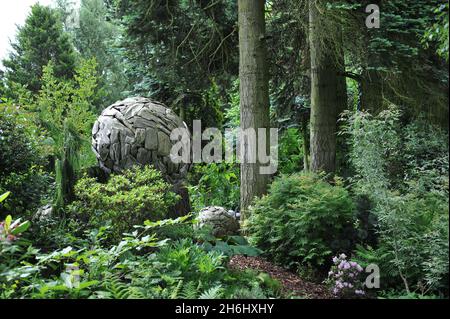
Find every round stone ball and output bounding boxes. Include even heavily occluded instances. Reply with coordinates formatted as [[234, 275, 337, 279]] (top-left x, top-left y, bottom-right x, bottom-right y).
[[197, 206, 240, 237], [92, 97, 191, 183]]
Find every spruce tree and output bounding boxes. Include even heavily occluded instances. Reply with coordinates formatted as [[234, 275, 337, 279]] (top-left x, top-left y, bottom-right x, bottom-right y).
[[2, 4, 76, 96]]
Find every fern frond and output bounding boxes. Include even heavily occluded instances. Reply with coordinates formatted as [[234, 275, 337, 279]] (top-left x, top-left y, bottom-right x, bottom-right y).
[[199, 285, 223, 299], [104, 274, 131, 299], [179, 281, 199, 299], [170, 279, 184, 299]]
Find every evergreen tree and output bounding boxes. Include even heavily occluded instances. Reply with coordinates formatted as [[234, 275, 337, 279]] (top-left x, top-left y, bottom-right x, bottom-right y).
[[308, 0, 347, 174], [2, 4, 76, 96], [238, 0, 271, 216], [110, 0, 238, 127], [0, 71, 5, 98], [330, 0, 448, 125], [58, 0, 129, 108]]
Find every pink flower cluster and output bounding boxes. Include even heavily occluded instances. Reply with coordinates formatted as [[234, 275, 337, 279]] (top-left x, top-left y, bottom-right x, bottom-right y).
[[326, 253, 366, 298], [0, 221, 18, 243]]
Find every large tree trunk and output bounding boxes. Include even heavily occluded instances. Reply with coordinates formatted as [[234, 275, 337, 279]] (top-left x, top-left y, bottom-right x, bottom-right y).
[[335, 31, 348, 120], [308, 0, 345, 174], [238, 0, 270, 218], [335, 30, 349, 172]]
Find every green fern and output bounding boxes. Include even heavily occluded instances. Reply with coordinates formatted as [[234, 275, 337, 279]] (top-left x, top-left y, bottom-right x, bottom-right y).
[[170, 279, 184, 299], [199, 284, 223, 299], [231, 281, 268, 299], [104, 274, 132, 299], [179, 281, 202, 299], [126, 286, 147, 299]]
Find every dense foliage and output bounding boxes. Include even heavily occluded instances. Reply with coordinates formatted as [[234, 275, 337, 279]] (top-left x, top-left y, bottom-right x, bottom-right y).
[[245, 173, 356, 271], [0, 108, 51, 217], [0, 0, 448, 300], [343, 108, 449, 297], [0, 213, 278, 299], [69, 166, 179, 240]]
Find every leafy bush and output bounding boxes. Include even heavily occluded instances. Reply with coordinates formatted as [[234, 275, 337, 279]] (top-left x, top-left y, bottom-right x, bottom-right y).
[[244, 173, 356, 270], [343, 108, 449, 296], [33, 59, 99, 207], [129, 238, 276, 299], [0, 111, 41, 177], [188, 162, 240, 212], [278, 128, 304, 175], [185, 80, 242, 213], [0, 167, 53, 218], [0, 108, 52, 217], [201, 234, 263, 258], [354, 194, 449, 296], [69, 166, 179, 240]]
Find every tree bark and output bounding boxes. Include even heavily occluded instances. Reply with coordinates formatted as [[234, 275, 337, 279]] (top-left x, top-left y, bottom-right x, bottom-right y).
[[301, 113, 310, 172], [308, 0, 345, 174], [238, 0, 270, 218]]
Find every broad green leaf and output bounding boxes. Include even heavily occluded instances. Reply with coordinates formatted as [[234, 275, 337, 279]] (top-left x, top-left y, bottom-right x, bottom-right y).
[[4, 215, 12, 232], [11, 220, 31, 235], [0, 191, 10, 203]]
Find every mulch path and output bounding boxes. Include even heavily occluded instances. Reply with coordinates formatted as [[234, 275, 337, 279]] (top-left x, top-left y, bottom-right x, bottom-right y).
[[228, 255, 333, 299]]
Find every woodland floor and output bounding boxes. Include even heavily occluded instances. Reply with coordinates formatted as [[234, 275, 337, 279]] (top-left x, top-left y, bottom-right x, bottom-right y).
[[228, 256, 333, 299]]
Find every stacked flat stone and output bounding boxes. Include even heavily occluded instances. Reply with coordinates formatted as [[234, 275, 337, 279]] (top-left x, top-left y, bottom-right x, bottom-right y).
[[197, 206, 240, 237], [92, 97, 191, 183]]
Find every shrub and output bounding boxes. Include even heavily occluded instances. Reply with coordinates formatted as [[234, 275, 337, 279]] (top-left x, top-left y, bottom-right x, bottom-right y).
[[354, 193, 449, 296], [69, 166, 179, 240], [0, 167, 53, 218], [343, 107, 449, 296], [278, 128, 304, 175], [0, 110, 42, 178], [1, 216, 185, 299], [244, 173, 356, 270], [188, 162, 240, 212], [0, 108, 51, 217]]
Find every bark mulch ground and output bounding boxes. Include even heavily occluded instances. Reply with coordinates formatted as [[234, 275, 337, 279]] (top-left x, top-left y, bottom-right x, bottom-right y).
[[228, 255, 333, 299]]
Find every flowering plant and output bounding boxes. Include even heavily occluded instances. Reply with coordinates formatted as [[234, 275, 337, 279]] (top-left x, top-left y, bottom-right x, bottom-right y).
[[0, 192, 31, 243], [325, 253, 366, 298], [0, 215, 31, 243]]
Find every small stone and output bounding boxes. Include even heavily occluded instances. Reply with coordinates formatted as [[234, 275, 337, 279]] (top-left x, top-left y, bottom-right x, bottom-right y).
[[135, 128, 146, 145], [137, 148, 151, 164], [145, 128, 158, 150], [92, 121, 100, 135], [157, 131, 171, 156], [110, 129, 119, 144], [99, 143, 109, 161], [197, 206, 240, 237], [122, 143, 131, 159], [110, 143, 120, 162]]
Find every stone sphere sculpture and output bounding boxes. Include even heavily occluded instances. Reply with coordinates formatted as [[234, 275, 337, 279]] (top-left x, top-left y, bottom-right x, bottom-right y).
[[92, 97, 191, 184], [197, 206, 240, 237]]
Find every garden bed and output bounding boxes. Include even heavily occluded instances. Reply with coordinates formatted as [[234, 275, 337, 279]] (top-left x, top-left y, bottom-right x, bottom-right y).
[[228, 255, 332, 299]]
